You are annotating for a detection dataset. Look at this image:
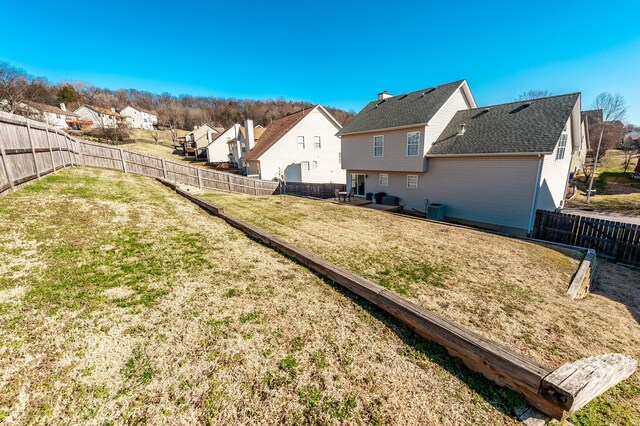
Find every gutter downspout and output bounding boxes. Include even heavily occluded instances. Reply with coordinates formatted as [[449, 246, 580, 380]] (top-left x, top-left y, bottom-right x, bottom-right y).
[[527, 155, 544, 236]]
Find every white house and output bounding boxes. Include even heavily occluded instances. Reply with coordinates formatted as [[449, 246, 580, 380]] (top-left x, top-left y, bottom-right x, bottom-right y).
[[183, 124, 224, 157], [120, 105, 158, 130], [226, 121, 266, 169], [338, 80, 581, 235], [13, 101, 79, 129], [74, 105, 126, 129], [243, 105, 344, 182]]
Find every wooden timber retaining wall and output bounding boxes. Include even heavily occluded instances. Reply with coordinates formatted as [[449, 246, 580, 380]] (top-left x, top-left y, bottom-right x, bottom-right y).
[[533, 209, 640, 268], [158, 177, 637, 421], [0, 112, 279, 196]]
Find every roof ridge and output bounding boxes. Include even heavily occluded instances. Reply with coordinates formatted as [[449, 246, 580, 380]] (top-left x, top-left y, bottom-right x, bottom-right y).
[[463, 92, 580, 112]]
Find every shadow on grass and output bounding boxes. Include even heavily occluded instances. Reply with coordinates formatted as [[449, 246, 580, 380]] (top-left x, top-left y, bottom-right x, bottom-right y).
[[312, 273, 528, 419]]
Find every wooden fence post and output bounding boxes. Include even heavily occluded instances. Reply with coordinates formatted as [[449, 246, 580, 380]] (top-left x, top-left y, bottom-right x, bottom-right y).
[[253, 179, 257, 195], [161, 159, 167, 179], [26, 121, 41, 179], [44, 125, 56, 174], [197, 167, 203, 189], [54, 132, 66, 169], [119, 148, 128, 173], [0, 123, 15, 192], [227, 173, 232, 193]]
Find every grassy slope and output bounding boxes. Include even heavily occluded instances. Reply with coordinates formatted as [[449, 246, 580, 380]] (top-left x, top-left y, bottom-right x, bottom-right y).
[[200, 192, 640, 425], [568, 150, 640, 215], [0, 168, 534, 425], [123, 129, 191, 161]]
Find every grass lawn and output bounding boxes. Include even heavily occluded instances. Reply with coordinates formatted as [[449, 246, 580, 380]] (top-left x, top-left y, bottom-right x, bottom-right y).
[[568, 150, 640, 215], [0, 168, 537, 425], [200, 191, 640, 424], [123, 129, 190, 161]]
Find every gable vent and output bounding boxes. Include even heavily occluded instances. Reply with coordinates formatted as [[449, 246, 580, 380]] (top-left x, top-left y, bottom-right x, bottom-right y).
[[398, 94, 408, 100], [509, 103, 531, 114]]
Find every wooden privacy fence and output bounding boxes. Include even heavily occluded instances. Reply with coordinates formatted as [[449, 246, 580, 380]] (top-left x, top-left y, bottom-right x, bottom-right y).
[[0, 112, 279, 196], [533, 210, 640, 268], [279, 181, 346, 199]]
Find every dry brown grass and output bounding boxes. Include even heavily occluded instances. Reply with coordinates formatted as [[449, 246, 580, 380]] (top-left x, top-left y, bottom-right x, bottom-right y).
[[0, 168, 533, 425], [200, 191, 640, 424]]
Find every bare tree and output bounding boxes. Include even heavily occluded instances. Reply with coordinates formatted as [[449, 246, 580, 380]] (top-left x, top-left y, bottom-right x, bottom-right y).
[[517, 89, 552, 101], [586, 93, 628, 202], [0, 62, 31, 113], [151, 131, 159, 144], [621, 148, 638, 173]]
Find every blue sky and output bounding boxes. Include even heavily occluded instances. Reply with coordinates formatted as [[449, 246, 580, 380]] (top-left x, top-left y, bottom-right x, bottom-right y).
[[1, 0, 639, 122]]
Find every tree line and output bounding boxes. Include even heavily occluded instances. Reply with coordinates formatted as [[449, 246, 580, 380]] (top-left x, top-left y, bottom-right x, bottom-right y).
[[0, 62, 355, 131]]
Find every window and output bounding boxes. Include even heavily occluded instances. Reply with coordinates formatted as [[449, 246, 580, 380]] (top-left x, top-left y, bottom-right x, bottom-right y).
[[301, 161, 310, 171], [379, 173, 388, 186], [406, 131, 420, 156], [312, 160, 318, 169], [407, 175, 418, 188], [373, 135, 384, 157], [298, 136, 305, 150], [556, 133, 568, 160], [314, 136, 321, 149]]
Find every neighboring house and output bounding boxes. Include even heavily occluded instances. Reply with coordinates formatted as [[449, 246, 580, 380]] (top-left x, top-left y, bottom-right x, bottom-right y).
[[338, 80, 581, 235], [7, 101, 79, 129], [183, 124, 224, 157], [243, 105, 344, 182], [623, 131, 640, 149], [205, 124, 241, 164], [120, 105, 158, 130], [569, 111, 592, 174], [74, 105, 126, 129]]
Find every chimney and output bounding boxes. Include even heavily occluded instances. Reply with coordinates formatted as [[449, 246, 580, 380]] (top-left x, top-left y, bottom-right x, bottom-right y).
[[457, 123, 466, 136], [245, 119, 255, 152], [59, 103, 66, 111], [377, 90, 393, 100]]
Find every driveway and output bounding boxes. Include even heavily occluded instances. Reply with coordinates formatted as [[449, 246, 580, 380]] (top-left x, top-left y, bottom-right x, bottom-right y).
[[561, 208, 640, 225]]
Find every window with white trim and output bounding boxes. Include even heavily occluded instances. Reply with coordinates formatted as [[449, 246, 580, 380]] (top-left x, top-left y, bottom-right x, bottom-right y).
[[297, 136, 305, 150], [407, 175, 418, 188], [373, 135, 384, 157], [301, 161, 310, 171], [314, 136, 321, 149], [379, 173, 389, 186], [406, 131, 420, 156], [556, 133, 568, 160], [312, 160, 318, 169]]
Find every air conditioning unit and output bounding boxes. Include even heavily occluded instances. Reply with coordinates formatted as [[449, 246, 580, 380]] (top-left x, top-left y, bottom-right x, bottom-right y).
[[427, 203, 446, 221]]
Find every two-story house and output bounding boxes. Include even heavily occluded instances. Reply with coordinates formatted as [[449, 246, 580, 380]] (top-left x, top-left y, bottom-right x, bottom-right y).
[[183, 124, 224, 157], [19, 101, 79, 129], [338, 80, 581, 235], [74, 105, 126, 129], [243, 105, 344, 182], [120, 105, 158, 130]]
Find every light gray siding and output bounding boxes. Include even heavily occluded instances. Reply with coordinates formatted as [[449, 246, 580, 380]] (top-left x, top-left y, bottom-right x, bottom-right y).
[[536, 117, 573, 211], [348, 156, 541, 232], [341, 126, 427, 172]]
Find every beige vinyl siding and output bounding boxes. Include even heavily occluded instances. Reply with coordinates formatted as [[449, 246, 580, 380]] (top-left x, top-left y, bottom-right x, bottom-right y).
[[348, 156, 540, 232], [536, 118, 573, 211], [423, 87, 473, 153], [341, 126, 427, 172]]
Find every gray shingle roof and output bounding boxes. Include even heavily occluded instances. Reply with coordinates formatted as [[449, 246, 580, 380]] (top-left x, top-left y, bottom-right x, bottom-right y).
[[336, 80, 465, 136], [428, 93, 580, 156]]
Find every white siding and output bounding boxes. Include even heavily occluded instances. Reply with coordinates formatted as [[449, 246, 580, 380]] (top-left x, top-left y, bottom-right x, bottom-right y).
[[536, 117, 573, 211], [121, 106, 157, 130], [348, 155, 541, 232], [207, 125, 240, 163], [74, 106, 119, 129], [42, 111, 70, 129], [255, 108, 344, 183], [423, 86, 473, 153]]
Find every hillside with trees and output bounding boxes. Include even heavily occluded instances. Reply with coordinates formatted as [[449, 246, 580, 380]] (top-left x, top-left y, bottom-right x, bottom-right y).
[[0, 62, 355, 131]]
